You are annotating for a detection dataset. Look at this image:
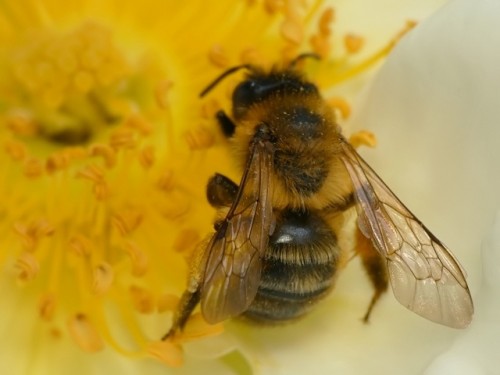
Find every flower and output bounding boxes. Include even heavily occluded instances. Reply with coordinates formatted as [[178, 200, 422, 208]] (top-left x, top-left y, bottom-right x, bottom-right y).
[[1, 0, 479, 374]]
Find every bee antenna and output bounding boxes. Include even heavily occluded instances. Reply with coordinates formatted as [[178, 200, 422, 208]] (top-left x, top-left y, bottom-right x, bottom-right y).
[[200, 64, 251, 98], [289, 53, 321, 69]]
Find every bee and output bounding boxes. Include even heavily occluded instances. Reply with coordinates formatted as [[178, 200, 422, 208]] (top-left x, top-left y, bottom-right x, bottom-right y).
[[163, 56, 473, 339]]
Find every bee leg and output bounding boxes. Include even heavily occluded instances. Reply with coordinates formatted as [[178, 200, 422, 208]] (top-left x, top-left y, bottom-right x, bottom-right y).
[[162, 286, 201, 340], [216, 110, 236, 138], [206, 173, 238, 208], [355, 227, 388, 323]]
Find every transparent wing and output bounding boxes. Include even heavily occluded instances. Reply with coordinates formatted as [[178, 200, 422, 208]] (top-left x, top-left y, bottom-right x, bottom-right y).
[[340, 138, 473, 328], [201, 139, 274, 324]]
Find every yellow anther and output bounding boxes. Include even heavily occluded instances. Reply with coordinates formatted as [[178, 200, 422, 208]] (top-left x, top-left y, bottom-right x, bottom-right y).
[[38, 293, 57, 321], [67, 313, 105, 353], [318, 7, 335, 35], [155, 80, 174, 110], [328, 97, 351, 120], [129, 285, 155, 314], [344, 33, 364, 54], [184, 126, 215, 150], [139, 145, 155, 169], [112, 210, 143, 236], [123, 241, 149, 277], [76, 164, 105, 183], [24, 158, 45, 178], [109, 128, 136, 149], [69, 234, 94, 257], [6, 113, 38, 137], [15, 252, 40, 283], [4, 139, 27, 161], [125, 114, 152, 135], [89, 144, 117, 168], [157, 169, 176, 192], [264, 0, 283, 14], [92, 262, 114, 295], [349, 130, 377, 149], [147, 340, 184, 368], [208, 45, 230, 68], [281, 17, 304, 45]]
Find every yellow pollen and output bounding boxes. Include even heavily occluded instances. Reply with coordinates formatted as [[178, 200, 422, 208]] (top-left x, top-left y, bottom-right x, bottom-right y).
[[15, 252, 40, 283], [92, 262, 115, 295], [109, 128, 137, 150], [67, 313, 105, 353], [123, 241, 149, 277], [209, 45, 230, 68], [344, 33, 365, 54]]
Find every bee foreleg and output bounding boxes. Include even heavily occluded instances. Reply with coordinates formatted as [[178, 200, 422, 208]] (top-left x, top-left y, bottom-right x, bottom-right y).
[[354, 227, 388, 323], [206, 173, 238, 208], [216, 110, 236, 138]]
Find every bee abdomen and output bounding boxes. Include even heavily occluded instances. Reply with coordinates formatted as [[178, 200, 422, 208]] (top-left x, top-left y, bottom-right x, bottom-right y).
[[243, 209, 339, 324]]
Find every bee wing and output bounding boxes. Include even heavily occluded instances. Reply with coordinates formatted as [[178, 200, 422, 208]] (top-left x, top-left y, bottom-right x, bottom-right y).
[[340, 139, 473, 328], [200, 139, 274, 324]]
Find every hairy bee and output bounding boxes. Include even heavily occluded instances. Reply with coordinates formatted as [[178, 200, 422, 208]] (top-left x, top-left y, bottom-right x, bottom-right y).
[[164, 57, 473, 338]]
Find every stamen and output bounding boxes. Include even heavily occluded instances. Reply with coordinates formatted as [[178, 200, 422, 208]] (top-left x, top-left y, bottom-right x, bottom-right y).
[[4, 140, 27, 161], [155, 80, 174, 110], [69, 234, 93, 257], [139, 145, 155, 169], [310, 7, 334, 57], [281, 17, 303, 45], [344, 33, 364, 54], [147, 340, 184, 367], [67, 313, 105, 353], [112, 210, 143, 236], [349, 130, 377, 149], [89, 144, 117, 168], [123, 241, 149, 277], [129, 285, 155, 314], [209, 45, 230, 68], [109, 129, 137, 150], [38, 293, 57, 321], [23, 158, 44, 178], [184, 127, 215, 150], [15, 252, 40, 283], [92, 262, 114, 295], [328, 97, 351, 120], [157, 170, 176, 192]]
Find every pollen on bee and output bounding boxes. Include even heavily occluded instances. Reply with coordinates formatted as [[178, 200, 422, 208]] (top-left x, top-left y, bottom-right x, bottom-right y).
[[15, 252, 40, 283], [183, 126, 215, 150], [147, 340, 184, 368], [344, 33, 365, 54], [91, 262, 114, 295], [129, 285, 155, 314], [123, 241, 149, 277], [209, 45, 230, 68], [38, 293, 57, 321], [67, 313, 104, 353]]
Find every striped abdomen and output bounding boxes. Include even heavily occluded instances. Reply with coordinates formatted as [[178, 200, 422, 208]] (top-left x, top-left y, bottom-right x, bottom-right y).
[[243, 209, 340, 323]]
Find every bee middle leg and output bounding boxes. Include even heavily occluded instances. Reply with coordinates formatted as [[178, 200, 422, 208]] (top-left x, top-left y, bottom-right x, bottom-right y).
[[206, 173, 238, 208], [355, 227, 388, 323]]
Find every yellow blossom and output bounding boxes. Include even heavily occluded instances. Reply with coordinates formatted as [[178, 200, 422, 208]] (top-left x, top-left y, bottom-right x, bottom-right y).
[[0, 0, 449, 374]]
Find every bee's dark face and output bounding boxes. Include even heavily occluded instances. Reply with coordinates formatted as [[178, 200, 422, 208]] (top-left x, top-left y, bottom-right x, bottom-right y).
[[231, 72, 318, 120]]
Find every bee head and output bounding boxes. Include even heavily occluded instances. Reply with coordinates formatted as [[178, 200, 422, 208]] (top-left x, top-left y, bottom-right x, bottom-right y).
[[200, 54, 320, 120]]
